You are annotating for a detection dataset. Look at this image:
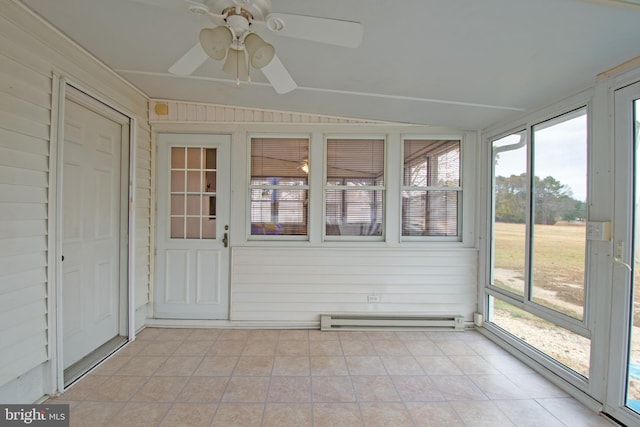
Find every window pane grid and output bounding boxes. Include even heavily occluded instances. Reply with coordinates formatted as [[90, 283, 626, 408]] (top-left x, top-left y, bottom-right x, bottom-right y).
[[170, 146, 217, 239], [402, 190, 458, 236]]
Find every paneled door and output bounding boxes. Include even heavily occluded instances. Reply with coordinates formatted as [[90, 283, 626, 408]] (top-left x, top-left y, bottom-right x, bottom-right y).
[[155, 134, 231, 319], [62, 94, 128, 371]]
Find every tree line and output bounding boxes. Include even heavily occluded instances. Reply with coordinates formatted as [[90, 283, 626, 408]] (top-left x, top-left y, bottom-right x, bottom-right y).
[[495, 174, 586, 225]]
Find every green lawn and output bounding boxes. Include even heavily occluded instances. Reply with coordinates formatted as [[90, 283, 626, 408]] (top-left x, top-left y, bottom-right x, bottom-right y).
[[495, 222, 586, 281], [493, 221, 586, 312]]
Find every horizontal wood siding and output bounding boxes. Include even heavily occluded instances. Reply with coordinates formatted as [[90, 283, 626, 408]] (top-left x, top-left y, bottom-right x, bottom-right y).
[[0, 0, 150, 393], [231, 247, 478, 323], [149, 100, 386, 124], [0, 6, 51, 384]]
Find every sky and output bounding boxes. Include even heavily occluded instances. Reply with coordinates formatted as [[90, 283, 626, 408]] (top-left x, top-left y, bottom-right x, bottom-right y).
[[494, 113, 588, 202]]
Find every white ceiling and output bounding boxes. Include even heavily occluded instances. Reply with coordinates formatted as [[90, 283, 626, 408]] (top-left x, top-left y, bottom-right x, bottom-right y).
[[20, 0, 640, 130]]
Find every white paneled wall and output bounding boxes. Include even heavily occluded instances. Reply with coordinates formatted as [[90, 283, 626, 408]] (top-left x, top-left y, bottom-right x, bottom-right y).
[[149, 99, 479, 327], [231, 247, 477, 323], [150, 100, 384, 125], [0, 5, 53, 389], [0, 0, 150, 400]]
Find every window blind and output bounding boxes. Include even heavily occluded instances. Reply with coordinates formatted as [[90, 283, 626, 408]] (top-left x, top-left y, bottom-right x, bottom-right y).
[[250, 138, 309, 236], [325, 138, 385, 237]]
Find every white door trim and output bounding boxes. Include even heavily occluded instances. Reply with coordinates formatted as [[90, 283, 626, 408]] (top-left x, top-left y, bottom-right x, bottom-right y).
[[49, 77, 136, 394]]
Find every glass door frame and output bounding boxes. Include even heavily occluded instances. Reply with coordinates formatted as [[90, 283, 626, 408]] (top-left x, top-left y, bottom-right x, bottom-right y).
[[606, 79, 640, 426]]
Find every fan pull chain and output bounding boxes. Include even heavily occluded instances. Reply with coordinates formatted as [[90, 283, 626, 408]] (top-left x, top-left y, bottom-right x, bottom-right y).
[[236, 45, 240, 86]]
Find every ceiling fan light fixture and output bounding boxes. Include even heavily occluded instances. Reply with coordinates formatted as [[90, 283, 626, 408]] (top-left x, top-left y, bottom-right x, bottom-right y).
[[244, 32, 275, 69], [199, 26, 233, 60], [222, 46, 249, 84], [167, 1, 360, 94], [300, 157, 309, 174]]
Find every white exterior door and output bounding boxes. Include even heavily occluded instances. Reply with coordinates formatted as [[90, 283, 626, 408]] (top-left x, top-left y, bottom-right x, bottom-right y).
[[62, 97, 127, 369], [155, 134, 231, 319]]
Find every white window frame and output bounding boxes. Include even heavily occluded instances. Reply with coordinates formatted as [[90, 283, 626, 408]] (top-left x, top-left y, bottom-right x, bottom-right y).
[[486, 106, 591, 334], [323, 135, 387, 242], [247, 133, 311, 241], [482, 93, 594, 393], [400, 136, 463, 242]]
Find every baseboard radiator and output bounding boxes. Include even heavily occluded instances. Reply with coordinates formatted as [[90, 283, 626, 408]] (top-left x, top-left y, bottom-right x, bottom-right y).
[[320, 314, 465, 331]]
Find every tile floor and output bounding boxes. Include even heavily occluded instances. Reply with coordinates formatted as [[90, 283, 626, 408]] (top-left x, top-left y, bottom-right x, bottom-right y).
[[47, 327, 617, 427]]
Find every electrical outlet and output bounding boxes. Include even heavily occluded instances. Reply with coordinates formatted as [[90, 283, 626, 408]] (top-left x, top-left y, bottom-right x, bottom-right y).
[[367, 295, 380, 303]]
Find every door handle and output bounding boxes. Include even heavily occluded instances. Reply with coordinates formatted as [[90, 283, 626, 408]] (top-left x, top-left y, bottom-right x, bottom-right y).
[[222, 232, 228, 248]]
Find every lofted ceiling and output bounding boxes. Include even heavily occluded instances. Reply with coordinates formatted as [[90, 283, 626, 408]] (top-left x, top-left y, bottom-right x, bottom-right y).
[[19, 0, 640, 130]]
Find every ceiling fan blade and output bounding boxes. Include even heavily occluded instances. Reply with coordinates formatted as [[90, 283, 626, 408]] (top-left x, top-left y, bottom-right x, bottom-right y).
[[128, 0, 192, 9], [579, 0, 640, 8], [128, 0, 225, 26], [261, 55, 297, 94], [168, 43, 209, 75], [265, 13, 363, 48]]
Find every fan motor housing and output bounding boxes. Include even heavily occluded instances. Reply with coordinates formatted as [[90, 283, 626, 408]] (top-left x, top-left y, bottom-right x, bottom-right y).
[[207, 0, 272, 21]]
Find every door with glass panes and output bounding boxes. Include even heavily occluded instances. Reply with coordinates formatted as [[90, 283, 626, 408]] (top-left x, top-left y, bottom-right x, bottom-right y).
[[606, 80, 640, 426], [155, 134, 230, 319]]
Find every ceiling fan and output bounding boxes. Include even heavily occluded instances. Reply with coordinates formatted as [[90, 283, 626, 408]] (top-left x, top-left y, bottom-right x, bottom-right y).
[[132, 0, 364, 94]]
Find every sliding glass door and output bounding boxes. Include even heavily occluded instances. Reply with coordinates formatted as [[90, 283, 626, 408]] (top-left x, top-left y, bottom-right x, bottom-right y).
[[607, 80, 640, 426]]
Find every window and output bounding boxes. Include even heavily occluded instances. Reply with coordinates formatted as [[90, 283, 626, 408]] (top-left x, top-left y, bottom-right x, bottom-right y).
[[488, 107, 590, 377], [531, 111, 587, 320], [170, 147, 217, 239], [325, 138, 385, 238], [250, 137, 309, 237], [402, 139, 461, 237], [492, 131, 527, 296]]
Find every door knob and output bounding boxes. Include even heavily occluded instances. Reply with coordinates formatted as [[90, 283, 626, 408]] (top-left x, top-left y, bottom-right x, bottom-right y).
[[222, 232, 228, 248]]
